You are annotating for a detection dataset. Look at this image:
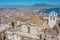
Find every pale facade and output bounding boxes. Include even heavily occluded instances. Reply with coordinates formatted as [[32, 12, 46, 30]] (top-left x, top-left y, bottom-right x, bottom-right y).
[[21, 23, 39, 35], [43, 11, 60, 28], [49, 11, 57, 28], [6, 31, 21, 40]]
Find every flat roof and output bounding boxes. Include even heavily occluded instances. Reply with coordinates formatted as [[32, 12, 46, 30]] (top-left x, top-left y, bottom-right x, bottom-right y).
[[0, 26, 10, 33]]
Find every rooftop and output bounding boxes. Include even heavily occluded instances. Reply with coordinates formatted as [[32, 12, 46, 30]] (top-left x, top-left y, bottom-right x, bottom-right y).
[[0, 25, 11, 33]]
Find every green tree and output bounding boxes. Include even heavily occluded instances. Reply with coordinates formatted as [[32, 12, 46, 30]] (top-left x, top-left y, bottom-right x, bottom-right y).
[[11, 21, 15, 29]]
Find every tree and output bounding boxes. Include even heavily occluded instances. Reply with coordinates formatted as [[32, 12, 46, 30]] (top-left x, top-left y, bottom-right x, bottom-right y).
[[11, 21, 15, 29]]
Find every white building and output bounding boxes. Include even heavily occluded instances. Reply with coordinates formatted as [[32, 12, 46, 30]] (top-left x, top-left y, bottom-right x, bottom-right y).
[[6, 22, 40, 40], [43, 11, 60, 28], [49, 11, 57, 28]]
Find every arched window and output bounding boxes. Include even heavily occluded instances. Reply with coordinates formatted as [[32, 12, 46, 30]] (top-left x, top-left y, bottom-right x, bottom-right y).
[[27, 27, 30, 33], [53, 17, 55, 20], [40, 34, 42, 39], [50, 16, 52, 20]]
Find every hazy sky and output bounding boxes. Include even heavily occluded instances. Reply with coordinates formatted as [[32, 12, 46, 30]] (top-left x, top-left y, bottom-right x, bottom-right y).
[[0, 0, 60, 6]]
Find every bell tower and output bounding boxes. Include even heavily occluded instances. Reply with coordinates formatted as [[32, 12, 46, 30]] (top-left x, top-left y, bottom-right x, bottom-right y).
[[49, 11, 57, 28]]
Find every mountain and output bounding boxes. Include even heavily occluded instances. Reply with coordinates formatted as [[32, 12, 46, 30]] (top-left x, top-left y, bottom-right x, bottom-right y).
[[32, 3, 53, 7], [26, 3, 60, 10]]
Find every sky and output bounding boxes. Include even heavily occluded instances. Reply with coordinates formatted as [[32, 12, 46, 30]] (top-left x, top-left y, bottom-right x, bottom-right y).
[[0, 0, 60, 6]]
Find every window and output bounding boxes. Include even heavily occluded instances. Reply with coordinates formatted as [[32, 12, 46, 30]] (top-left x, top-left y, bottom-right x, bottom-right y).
[[27, 27, 30, 33], [45, 19, 48, 25], [50, 16, 52, 20], [17, 36, 18, 38], [4, 35, 6, 40], [51, 36, 54, 39], [40, 34, 42, 39], [53, 17, 55, 20], [44, 38, 46, 40]]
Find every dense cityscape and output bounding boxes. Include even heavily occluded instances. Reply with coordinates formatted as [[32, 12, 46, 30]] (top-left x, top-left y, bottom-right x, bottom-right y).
[[0, 0, 60, 40], [0, 7, 60, 40]]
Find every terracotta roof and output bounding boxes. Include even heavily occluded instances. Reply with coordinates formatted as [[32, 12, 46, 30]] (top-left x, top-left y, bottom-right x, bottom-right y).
[[15, 16, 26, 22], [5, 19, 12, 24], [43, 15, 49, 17], [29, 16, 40, 24], [57, 16, 60, 18]]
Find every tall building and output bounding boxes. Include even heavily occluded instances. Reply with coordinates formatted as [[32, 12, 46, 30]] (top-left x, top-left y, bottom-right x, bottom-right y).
[[42, 11, 60, 28], [49, 11, 57, 28]]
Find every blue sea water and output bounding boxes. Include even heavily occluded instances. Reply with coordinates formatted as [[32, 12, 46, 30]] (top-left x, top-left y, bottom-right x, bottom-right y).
[[39, 8, 60, 15]]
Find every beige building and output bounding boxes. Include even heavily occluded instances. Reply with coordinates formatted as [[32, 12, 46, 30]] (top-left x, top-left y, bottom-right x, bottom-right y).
[[0, 25, 10, 40]]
